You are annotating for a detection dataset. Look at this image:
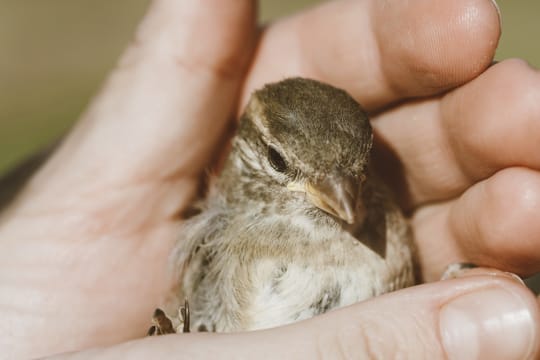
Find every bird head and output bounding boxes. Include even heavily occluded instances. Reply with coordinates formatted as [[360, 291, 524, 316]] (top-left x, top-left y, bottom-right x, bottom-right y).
[[227, 78, 372, 225]]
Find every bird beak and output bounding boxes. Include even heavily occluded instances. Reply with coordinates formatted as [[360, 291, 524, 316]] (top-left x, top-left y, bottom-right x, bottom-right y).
[[287, 175, 359, 224]]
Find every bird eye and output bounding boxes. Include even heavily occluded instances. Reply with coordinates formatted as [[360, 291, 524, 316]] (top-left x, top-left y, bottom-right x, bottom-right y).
[[268, 146, 288, 173]]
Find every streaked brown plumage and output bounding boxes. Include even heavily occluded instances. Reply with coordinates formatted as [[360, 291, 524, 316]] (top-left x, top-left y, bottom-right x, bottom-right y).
[[152, 78, 415, 333]]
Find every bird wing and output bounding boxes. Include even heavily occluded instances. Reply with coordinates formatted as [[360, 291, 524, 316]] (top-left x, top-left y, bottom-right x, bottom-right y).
[[160, 200, 230, 324]]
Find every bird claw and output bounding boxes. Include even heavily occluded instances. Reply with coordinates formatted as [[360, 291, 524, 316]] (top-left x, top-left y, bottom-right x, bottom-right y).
[[180, 299, 191, 333], [147, 300, 191, 336], [147, 308, 176, 336]]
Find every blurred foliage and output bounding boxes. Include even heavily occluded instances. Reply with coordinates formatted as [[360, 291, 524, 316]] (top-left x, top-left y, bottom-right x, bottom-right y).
[[0, 0, 539, 174]]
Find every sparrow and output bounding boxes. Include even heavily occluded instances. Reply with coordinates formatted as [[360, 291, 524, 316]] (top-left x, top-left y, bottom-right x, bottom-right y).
[[149, 77, 416, 335]]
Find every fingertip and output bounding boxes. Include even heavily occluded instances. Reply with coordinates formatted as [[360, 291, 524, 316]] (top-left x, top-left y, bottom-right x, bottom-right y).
[[376, 0, 501, 96], [440, 275, 539, 360], [450, 167, 540, 275]]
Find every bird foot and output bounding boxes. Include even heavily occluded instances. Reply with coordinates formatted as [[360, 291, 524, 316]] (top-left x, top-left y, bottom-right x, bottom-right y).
[[147, 300, 191, 336], [147, 308, 176, 336]]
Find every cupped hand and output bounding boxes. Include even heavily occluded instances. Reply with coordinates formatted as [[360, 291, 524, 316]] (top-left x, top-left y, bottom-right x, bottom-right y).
[[1, 0, 539, 359]]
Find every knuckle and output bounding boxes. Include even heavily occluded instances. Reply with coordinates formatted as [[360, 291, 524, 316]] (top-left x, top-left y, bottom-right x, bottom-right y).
[[172, 51, 246, 80], [317, 314, 437, 360], [492, 59, 540, 122], [120, 2, 254, 80]]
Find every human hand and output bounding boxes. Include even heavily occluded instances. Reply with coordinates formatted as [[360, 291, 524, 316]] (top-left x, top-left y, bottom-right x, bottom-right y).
[[1, 0, 539, 359]]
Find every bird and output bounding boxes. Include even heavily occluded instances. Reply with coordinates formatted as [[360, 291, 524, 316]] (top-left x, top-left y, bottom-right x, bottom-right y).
[[148, 77, 416, 335]]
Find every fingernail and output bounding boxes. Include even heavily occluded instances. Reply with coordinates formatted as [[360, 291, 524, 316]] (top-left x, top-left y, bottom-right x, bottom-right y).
[[440, 287, 537, 360], [489, 0, 502, 27], [441, 263, 526, 287], [504, 272, 526, 286]]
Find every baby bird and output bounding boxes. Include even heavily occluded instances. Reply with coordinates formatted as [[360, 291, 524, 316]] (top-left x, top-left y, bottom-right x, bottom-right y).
[[151, 78, 415, 334]]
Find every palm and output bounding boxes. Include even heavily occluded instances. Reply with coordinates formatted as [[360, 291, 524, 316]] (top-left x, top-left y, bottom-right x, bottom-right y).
[[3, 1, 540, 359]]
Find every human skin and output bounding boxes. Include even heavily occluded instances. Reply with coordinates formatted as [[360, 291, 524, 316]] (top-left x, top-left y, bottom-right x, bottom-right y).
[[1, 0, 540, 359]]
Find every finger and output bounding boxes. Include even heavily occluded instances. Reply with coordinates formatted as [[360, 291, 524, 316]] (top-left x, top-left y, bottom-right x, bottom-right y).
[[242, 0, 500, 111], [373, 59, 540, 207], [24, 0, 256, 211], [51, 272, 539, 360], [414, 167, 540, 281]]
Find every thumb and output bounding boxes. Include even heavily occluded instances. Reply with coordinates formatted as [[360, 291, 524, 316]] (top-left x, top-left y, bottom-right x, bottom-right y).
[[20, 0, 256, 210], [53, 270, 540, 360], [301, 270, 539, 360]]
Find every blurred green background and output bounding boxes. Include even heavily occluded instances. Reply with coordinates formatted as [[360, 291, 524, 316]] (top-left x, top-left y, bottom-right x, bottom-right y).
[[1, 0, 539, 175]]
